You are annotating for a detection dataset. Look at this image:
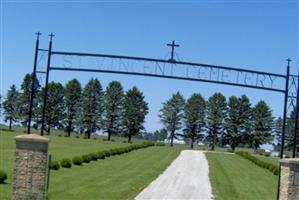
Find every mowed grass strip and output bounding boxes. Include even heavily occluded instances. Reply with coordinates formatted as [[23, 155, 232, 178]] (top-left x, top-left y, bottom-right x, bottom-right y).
[[253, 154, 279, 166], [0, 131, 133, 199], [48, 146, 181, 200], [205, 152, 278, 200]]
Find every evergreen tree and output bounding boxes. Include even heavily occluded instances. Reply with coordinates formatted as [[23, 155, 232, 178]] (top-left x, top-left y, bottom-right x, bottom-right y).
[[284, 108, 297, 150], [102, 81, 124, 141], [206, 92, 227, 150], [39, 82, 65, 134], [159, 92, 185, 146], [64, 79, 82, 136], [81, 78, 104, 138], [251, 100, 274, 150], [224, 95, 252, 152], [184, 93, 206, 149], [274, 116, 283, 151], [153, 129, 168, 141], [122, 86, 149, 142], [3, 85, 20, 129], [18, 73, 40, 127]]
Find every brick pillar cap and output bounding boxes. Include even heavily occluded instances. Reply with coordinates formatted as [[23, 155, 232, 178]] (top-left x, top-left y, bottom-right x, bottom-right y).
[[280, 158, 299, 164], [15, 134, 50, 143]]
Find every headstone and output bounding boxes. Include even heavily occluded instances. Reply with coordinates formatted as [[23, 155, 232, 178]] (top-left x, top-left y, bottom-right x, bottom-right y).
[[12, 134, 50, 200], [279, 159, 299, 200]]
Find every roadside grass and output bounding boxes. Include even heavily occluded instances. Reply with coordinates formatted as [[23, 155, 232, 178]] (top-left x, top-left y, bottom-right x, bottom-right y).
[[48, 146, 182, 200], [253, 155, 279, 166], [206, 152, 278, 200], [0, 129, 183, 199], [0, 130, 137, 199]]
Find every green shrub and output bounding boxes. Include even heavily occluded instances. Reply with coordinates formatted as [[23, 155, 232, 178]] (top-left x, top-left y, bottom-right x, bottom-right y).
[[155, 143, 166, 146], [60, 158, 72, 168], [0, 128, 14, 132], [89, 153, 98, 161], [82, 154, 91, 163], [103, 138, 108, 141], [93, 137, 97, 140], [111, 139, 115, 142], [75, 135, 80, 139], [226, 149, 233, 153], [123, 140, 127, 143], [103, 150, 110, 157], [72, 156, 83, 165], [58, 134, 62, 137], [0, 170, 7, 184], [109, 149, 117, 156], [264, 152, 271, 157], [64, 134, 70, 137], [97, 152, 105, 159], [236, 151, 278, 176], [50, 161, 60, 170]]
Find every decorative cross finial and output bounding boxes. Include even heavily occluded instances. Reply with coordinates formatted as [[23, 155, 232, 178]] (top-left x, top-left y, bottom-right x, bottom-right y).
[[35, 32, 41, 40], [167, 40, 180, 62], [287, 58, 291, 67], [49, 33, 55, 42]]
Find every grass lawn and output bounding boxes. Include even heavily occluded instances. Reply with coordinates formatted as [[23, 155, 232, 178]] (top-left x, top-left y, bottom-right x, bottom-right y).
[[253, 155, 279, 166], [48, 146, 181, 200], [206, 152, 278, 200], [0, 129, 182, 199]]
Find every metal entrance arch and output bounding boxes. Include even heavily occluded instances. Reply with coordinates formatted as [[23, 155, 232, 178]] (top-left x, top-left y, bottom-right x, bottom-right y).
[[27, 33, 298, 199]]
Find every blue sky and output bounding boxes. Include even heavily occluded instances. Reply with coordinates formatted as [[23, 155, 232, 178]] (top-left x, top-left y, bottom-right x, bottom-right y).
[[1, 1, 298, 132]]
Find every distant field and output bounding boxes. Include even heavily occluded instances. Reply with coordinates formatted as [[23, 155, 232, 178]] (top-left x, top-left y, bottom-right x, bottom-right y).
[[206, 152, 278, 200], [0, 129, 183, 199]]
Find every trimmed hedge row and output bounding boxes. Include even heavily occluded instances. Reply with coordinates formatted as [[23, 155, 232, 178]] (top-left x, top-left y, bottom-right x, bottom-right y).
[[50, 142, 155, 170], [235, 151, 279, 175], [0, 169, 7, 184]]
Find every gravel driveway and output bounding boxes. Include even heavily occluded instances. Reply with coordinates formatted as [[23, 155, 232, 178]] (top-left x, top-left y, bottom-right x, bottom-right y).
[[135, 150, 213, 200]]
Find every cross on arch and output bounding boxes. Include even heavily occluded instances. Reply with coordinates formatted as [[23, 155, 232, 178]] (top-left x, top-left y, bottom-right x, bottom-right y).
[[167, 40, 180, 62], [49, 33, 55, 41]]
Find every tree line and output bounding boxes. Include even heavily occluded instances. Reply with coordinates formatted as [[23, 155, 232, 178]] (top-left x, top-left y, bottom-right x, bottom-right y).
[[1, 74, 148, 142], [1, 73, 292, 150], [159, 92, 277, 151]]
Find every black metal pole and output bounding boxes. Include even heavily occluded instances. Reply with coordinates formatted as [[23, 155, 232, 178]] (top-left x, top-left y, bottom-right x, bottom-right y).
[[280, 58, 291, 159], [27, 32, 41, 134], [292, 70, 299, 158], [40, 33, 54, 136], [276, 58, 291, 200]]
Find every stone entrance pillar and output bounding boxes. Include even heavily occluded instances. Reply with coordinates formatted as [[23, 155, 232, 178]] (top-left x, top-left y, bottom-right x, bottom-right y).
[[12, 134, 50, 200], [279, 159, 299, 200]]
